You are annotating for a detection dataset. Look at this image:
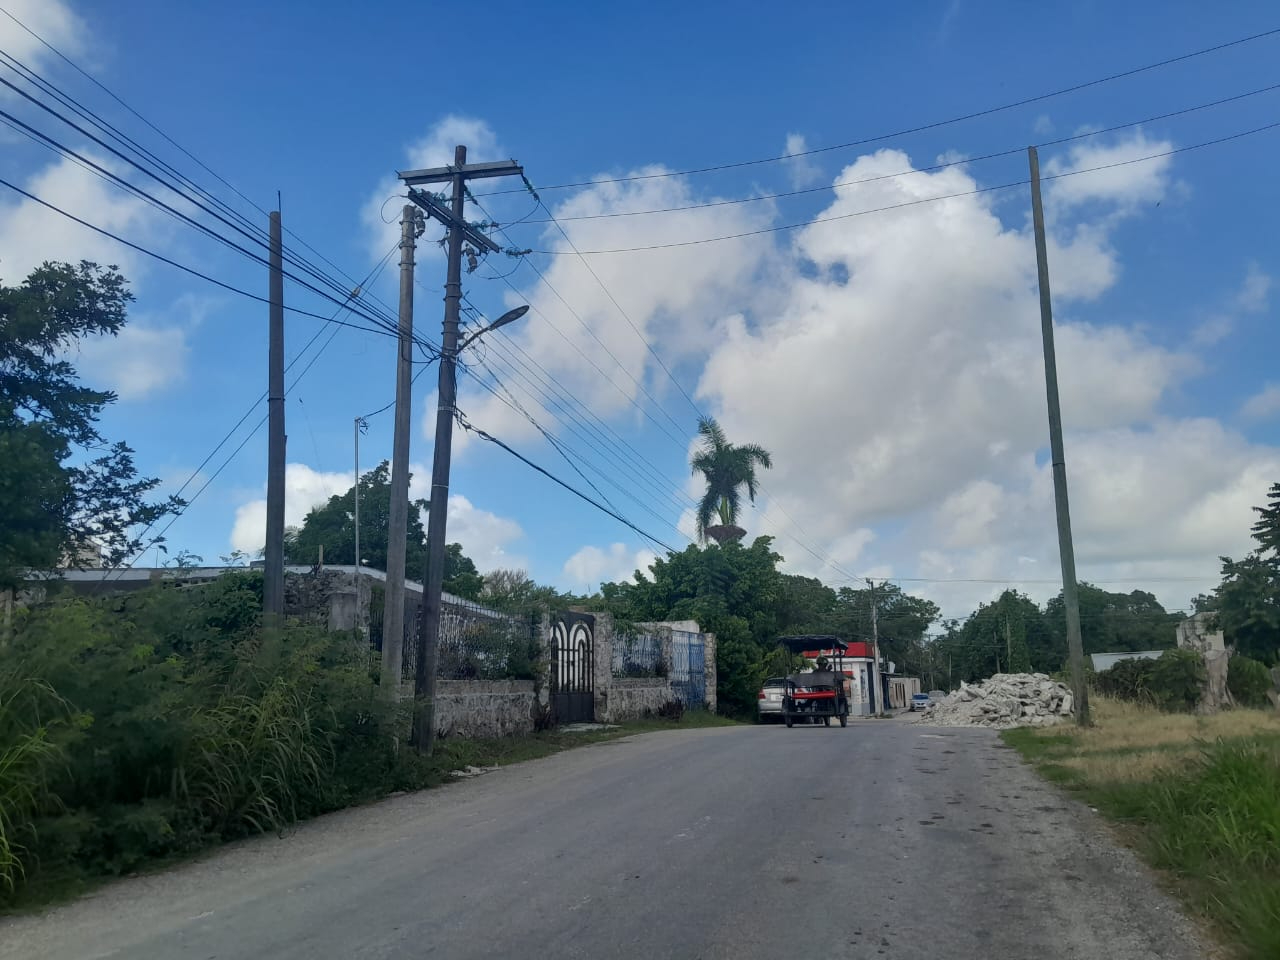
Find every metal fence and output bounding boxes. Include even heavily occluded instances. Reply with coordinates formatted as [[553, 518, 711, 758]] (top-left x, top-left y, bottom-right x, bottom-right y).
[[671, 630, 706, 708], [612, 625, 665, 678], [370, 586, 539, 682]]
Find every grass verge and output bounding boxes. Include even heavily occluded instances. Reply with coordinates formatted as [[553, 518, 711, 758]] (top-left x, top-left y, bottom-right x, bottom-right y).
[[1, 710, 737, 916], [1004, 698, 1280, 960]]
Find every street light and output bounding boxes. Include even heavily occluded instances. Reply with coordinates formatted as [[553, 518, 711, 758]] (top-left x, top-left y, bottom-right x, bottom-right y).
[[457, 304, 529, 353]]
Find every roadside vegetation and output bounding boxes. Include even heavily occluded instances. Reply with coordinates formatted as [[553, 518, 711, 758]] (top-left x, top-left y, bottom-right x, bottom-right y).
[[0, 574, 732, 912], [1006, 698, 1280, 960]]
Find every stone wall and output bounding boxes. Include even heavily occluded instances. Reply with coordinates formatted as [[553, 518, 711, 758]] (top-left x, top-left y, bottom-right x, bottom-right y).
[[600, 678, 672, 723], [435, 679, 537, 739]]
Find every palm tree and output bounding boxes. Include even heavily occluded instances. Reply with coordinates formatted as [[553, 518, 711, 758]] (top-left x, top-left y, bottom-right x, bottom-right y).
[[691, 416, 773, 544]]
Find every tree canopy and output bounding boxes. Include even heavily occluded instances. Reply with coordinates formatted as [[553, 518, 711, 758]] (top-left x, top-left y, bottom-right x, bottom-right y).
[[0, 262, 179, 587], [282, 460, 482, 599], [1200, 482, 1280, 663]]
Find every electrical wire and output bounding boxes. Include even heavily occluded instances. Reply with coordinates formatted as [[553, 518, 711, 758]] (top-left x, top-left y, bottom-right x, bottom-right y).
[[528, 120, 1280, 254], [454, 408, 679, 554], [0, 174, 432, 345], [0, 46, 408, 336], [515, 82, 1280, 224], [102, 244, 402, 578], [473, 25, 1280, 196], [0, 90, 414, 341]]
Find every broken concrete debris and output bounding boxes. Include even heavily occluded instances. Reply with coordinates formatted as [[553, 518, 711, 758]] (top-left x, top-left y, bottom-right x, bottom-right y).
[[916, 673, 1074, 729]]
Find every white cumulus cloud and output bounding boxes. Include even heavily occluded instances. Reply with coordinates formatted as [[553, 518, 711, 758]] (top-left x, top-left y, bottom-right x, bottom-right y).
[[562, 543, 658, 591]]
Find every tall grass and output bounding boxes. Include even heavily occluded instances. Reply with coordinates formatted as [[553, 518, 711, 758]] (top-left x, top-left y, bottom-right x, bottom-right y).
[[0, 674, 68, 893], [1007, 697, 1280, 960]]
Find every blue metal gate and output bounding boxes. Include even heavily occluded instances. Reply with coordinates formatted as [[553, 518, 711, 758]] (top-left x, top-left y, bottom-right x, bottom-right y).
[[670, 630, 706, 708]]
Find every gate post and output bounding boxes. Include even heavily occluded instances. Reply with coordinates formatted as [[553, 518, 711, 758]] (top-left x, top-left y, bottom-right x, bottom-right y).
[[704, 632, 718, 712], [593, 612, 613, 723]]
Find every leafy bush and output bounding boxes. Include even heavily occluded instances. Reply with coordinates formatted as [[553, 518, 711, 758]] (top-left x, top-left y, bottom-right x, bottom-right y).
[[0, 574, 414, 903], [1094, 656, 1157, 703], [1228, 656, 1274, 709], [1149, 648, 1207, 712]]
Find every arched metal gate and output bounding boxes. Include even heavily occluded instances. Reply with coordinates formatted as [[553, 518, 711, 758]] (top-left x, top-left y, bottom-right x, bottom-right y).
[[551, 612, 595, 723]]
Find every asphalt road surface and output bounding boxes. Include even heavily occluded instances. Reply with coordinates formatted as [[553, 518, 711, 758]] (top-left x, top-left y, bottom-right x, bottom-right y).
[[1, 719, 1212, 960]]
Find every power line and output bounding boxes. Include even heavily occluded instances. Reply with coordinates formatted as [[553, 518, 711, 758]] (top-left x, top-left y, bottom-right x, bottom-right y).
[[465, 197, 692, 444], [0, 174, 431, 345], [466, 353, 699, 542], [454, 408, 679, 554], [528, 121, 1280, 254], [463, 319, 701, 518], [0, 88, 414, 341], [474, 25, 1280, 197], [104, 244, 402, 578], [0, 45, 408, 335], [515, 82, 1280, 224]]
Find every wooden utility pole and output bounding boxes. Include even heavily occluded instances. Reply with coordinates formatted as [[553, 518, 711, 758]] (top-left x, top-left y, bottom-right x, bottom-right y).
[[263, 210, 285, 620], [1028, 146, 1090, 726], [398, 147, 524, 754], [380, 205, 423, 699]]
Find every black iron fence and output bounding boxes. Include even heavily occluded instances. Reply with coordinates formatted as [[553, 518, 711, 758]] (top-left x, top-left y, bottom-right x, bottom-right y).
[[369, 585, 540, 682]]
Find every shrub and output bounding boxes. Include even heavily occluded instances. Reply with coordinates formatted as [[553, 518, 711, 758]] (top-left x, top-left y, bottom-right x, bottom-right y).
[[1149, 649, 1207, 713], [1228, 656, 1274, 709], [1095, 656, 1157, 703], [0, 575, 411, 903]]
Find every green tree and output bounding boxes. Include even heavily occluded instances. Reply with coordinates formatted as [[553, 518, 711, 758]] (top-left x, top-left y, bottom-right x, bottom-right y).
[[690, 416, 772, 544], [1201, 482, 1280, 664], [599, 537, 789, 715], [480, 568, 573, 613], [1044, 584, 1180, 660], [1251, 481, 1280, 560], [1, 262, 180, 586], [828, 582, 941, 681], [937, 590, 1044, 682], [282, 461, 482, 599]]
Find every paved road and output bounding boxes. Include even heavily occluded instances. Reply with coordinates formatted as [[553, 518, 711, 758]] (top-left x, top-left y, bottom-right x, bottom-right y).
[[1, 720, 1211, 960]]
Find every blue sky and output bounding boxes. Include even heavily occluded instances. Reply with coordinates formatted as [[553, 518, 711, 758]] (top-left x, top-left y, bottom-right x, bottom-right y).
[[2, 0, 1278, 617]]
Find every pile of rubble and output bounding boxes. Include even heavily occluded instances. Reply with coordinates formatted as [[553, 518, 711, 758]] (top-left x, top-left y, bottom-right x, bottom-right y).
[[918, 673, 1074, 729]]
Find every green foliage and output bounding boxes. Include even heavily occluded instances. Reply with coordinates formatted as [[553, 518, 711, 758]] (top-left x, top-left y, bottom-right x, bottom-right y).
[[0, 261, 182, 585], [0, 574, 414, 902], [1149, 648, 1207, 713], [281, 460, 483, 599], [1094, 656, 1157, 703], [689, 416, 772, 542], [1251, 481, 1280, 562], [1228, 656, 1274, 709], [1101, 738, 1280, 960], [1210, 555, 1280, 664], [0, 673, 73, 893], [1044, 584, 1180, 659]]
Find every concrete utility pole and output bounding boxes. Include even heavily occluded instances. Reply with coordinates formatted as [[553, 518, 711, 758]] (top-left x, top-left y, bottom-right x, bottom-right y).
[[353, 417, 362, 576], [263, 210, 285, 620], [1028, 146, 1090, 727], [380, 205, 423, 699], [398, 147, 524, 754], [868, 579, 884, 717]]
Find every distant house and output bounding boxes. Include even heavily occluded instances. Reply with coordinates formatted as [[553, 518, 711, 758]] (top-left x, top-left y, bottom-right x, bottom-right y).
[[1089, 650, 1164, 672]]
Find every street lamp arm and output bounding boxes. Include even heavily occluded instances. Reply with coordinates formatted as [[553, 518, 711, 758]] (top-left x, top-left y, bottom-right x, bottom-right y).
[[457, 304, 529, 353]]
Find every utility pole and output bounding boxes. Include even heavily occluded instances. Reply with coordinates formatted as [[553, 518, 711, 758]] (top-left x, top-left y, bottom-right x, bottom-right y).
[[353, 417, 362, 575], [868, 579, 884, 717], [263, 210, 285, 620], [398, 147, 524, 754], [1028, 146, 1090, 727], [380, 205, 423, 699]]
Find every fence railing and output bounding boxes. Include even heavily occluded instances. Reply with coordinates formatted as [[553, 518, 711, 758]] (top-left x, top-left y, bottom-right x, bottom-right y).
[[369, 586, 540, 682], [612, 625, 666, 679]]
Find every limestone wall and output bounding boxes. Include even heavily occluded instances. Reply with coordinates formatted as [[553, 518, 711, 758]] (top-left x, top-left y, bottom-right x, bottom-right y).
[[601, 678, 674, 723], [435, 679, 537, 739]]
